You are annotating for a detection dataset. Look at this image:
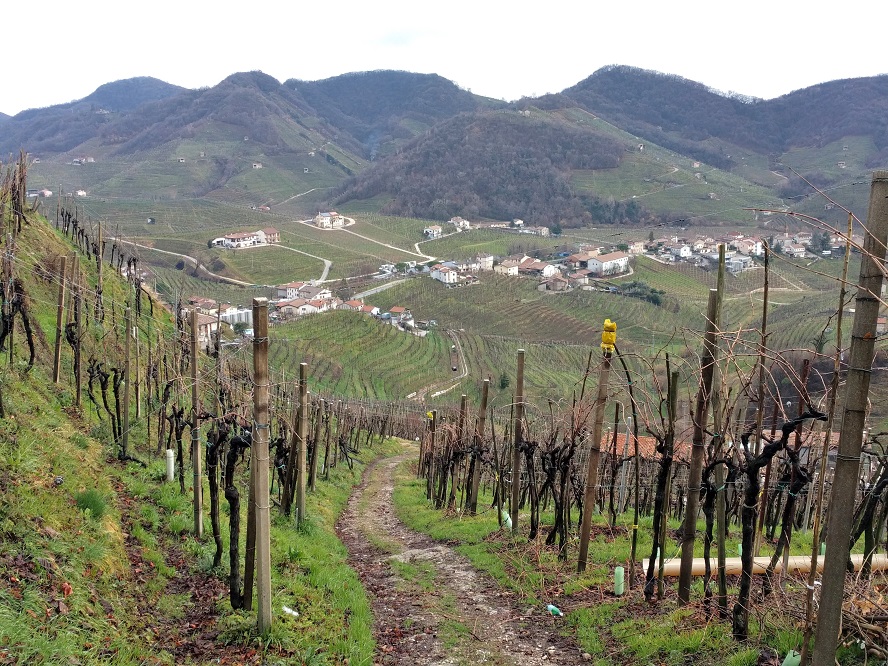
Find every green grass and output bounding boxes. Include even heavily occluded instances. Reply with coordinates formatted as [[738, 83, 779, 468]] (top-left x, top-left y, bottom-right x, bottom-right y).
[[390, 455, 871, 665]]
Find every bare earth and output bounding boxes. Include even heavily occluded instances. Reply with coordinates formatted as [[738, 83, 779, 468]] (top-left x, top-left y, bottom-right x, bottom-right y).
[[336, 452, 591, 666]]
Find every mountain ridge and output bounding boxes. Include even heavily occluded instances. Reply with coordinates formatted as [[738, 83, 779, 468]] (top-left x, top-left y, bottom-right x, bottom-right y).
[[11, 67, 888, 228]]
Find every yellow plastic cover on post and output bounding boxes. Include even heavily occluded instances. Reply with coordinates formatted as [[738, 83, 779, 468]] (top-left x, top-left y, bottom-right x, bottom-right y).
[[601, 319, 617, 352]]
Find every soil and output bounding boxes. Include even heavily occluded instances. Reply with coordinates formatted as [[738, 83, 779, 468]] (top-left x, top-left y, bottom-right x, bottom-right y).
[[116, 479, 264, 666], [336, 452, 592, 666]]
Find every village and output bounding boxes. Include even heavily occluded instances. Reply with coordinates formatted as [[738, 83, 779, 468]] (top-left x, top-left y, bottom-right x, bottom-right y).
[[189, 215, 863, 346]]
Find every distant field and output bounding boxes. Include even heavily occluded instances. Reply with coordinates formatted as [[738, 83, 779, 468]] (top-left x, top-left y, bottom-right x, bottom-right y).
[[266, 311, 454, 400], [422, 228, 557, 260]]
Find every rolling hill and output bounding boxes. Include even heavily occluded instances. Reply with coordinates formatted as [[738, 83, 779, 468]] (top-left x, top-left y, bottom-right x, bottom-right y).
[[10, 65, 888, 236]]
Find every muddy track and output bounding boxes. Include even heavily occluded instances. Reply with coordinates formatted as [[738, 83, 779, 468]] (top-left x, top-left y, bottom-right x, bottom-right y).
[[336, 451, 590, 666]]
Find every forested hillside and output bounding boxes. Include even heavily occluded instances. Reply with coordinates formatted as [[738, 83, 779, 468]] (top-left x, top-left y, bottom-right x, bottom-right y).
[[333, 111, 657, 227]]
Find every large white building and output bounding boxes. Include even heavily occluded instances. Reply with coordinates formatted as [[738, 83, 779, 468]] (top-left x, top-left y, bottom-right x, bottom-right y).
[[585, 252, 629, 276], [430, 264, 458, 284]]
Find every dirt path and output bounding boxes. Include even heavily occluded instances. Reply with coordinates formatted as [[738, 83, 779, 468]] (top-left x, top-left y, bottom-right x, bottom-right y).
[[336, 452, 590, 666]]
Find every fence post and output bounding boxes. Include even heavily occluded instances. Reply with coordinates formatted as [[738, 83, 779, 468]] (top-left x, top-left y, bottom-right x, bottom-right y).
[[296, 362, 308, 524]]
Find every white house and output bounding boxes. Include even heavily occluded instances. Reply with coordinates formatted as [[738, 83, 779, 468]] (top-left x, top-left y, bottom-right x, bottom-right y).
[[449, 216, 471, 230], [423, 225, 443, 239], [222, 231, 261, 248], [477, 254, 495, 271], [431, 264, 458, 284], [314, 211, 345, 229], [276, 281, 305, 300], [668, 244, 693, 259], [277, 299, 318, 317], [586, 252, 629, 276]]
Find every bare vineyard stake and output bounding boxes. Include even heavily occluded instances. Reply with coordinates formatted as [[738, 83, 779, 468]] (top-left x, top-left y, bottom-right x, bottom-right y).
[[812, 171, 888, 664], [511, 349, 525, 534], [578, 334, 614, 573], [250, 298, 272, 635], [678, 288, 720, 604], [191, 308, 203, 537], [52, 256, 67, 383], [296, 362, 308, 524]]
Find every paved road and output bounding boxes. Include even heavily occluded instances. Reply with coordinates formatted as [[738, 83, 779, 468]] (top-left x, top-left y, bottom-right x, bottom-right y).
[[118, 239, 256, 287]]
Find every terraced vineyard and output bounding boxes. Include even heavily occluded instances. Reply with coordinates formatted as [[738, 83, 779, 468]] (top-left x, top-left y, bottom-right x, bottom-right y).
[[266, 311, 454, 399]]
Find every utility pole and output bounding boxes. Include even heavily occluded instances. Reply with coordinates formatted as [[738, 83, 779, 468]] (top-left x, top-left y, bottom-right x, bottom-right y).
[[191, 308, 203, 538], [578, 320, 617, 572], [52, 256, 67, 383], [510, 349, 525, 534], [250, 298, 272, 635], [813, 171, 888, 664], [678, 288, 720, 604]]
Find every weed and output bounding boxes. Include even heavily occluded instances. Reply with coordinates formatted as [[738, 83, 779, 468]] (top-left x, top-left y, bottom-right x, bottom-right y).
[[74, 489, 107, 520], [168, 513, 190, 535], [71, 433, 89, 450]]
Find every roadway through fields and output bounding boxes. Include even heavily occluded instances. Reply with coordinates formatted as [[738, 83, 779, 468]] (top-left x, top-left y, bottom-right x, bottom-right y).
[[411, 330, 468, 401], [118, 239, 256, 286]]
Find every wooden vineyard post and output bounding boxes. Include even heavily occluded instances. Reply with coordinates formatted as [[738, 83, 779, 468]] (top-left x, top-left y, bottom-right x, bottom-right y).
[[250, 298, 273, 635], [813, 171, 888, 664], [122, 307, 132, 459], [578, 320, 616, 573], [468, 379, 490, 515], [52, 255, 67, 383], [296, 362, 308, 525], [678, 288, 720, 605], [191, 308, 203, 538], [510, 349, 525, 534], [426, 410, 438, 500], [72, 255, 82, 408], [308, 399, 323, 492]]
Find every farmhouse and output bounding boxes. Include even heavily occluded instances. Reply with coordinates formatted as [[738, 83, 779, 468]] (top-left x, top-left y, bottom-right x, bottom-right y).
[[423, 225, 443, 239], [477, 254, 495, 271], [494, 259, 521, 276], [221, 231, 260, 248], [299, 285, 333, 301], [314, 211, 345, 229], [260, 227, 280, 243], [585, 252, 629, 277], [277, 299, 318, 317], [431, 264, 459, 284], [539, 276, 570, 292], [782, 243, 807, 259], [449, 216, 471, 230], [276, 281, 306, 300], [517, 258, 561, 278]]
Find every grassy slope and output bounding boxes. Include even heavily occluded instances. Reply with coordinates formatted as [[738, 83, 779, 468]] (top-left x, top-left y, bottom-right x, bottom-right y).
[[391, 459, 872, 666], [0, 212, 392, 665]]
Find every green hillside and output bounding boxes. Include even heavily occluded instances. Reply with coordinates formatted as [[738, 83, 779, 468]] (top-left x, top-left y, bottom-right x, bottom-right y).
[[0, 189, 391, 665]]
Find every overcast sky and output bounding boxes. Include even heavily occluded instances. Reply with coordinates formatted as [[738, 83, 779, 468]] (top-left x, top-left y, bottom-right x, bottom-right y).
[[3, 0, 885, 116]]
